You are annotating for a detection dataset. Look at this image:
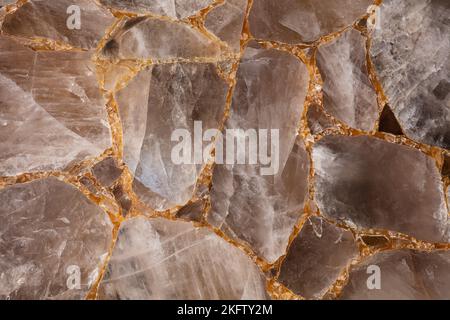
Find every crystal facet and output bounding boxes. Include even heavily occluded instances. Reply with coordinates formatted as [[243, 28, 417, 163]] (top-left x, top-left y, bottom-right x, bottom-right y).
[[2, 0, 114, 49], [370, 0, 450, 149], [99, 0, 214, 19], [317, 28, 378, 131], [278, 217, 358, 299], [249, 0, 374, 43], [0, 178, 113, 299], [0, 36, 110, 176], [208, 42, 310, 263], [102, 17, 222, 61], [341, 250, 450, 300], [117, 63, 228, 211], [313, 135, 449, 243], [98, 217, 268, 300]]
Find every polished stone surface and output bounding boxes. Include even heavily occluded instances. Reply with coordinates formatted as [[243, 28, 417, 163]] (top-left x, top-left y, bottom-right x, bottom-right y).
[[102, 17, 222, 61], [249, 0, 374, 43], [99, 0, 214, 19], [98, 217, 268, 299], [2, 0, 114, 49], [278, 217, 358, 299], [341, 249, 450, 300], [205, 0, 247, 52], [0, 36, 110, 176], [208, 42, 310, 263], [313, 135, 449, 243], [371, 0, 450, 149], [317, 28, 378, 131], [116, 62, 227, 211], [0, 178, 112, 299], [1, 0, 449, 301]]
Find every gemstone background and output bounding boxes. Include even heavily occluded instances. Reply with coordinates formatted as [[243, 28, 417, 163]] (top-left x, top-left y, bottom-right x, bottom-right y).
[[0, 0, 449, 300]]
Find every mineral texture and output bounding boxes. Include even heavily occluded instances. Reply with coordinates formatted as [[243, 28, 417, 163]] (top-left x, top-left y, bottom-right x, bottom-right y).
[[0, 177, 112, 299], [205, 0, 247, 52], [99, 0, 214, 19], [1, 0, 114, 49], [370, 0, 450, 148], [98, 217, 267, 299], [208, 42, 310, 263], [103, 17, 223, 61], [313, 135, 449, 243], [341, 249, 450, 300], [249, 0, 374, 43], [278, 217, 359, 299], [1, 0, 449, 301], [116, 62, 228, 211], [0, 36, 110, 176], [316, 28, 378, 131]]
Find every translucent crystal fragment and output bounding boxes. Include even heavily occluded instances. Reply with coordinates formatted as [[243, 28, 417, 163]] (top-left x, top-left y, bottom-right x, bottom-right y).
[[1, 0, 114, 49], [1, 0, 448, 302], [205, 0, 247, 52], [306, 104, 335, 135], [98, 217, 268, 300], [316, 28, 378, 131], [116, 63, 227, 211], [112, 185, 132, 217], [102, 17, 222, 61], [0, 178, 113, 300], [208, 43, 310, 263], [99, 0, 214, 19], [0, 36, 110, 176], [370, 0, 450, 149], [313, 135, 450, 243], [278, 217, 358, 299], [249, 0, 374, 43], [341, 249, 450, 299], [176, 199, 205, 222], [92, 157, 123, 187]]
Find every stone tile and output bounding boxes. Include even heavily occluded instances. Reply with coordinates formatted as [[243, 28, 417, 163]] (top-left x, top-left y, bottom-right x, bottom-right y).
[[278, 217, 358, 299], [0, 177, 113, 299], [313, 135, 450, 243], [370, 0, 450, 149], [98, 217, 268, 299]]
